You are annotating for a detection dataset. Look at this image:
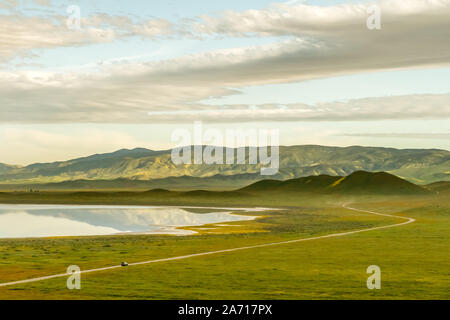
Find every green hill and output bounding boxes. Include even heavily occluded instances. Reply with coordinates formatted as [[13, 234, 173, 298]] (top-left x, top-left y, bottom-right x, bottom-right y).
[[282, 175, 342, 192], [240, 179, 284, 192], [241, 171, 431, 195], [242, 175, 340, 192], [329, 171, 430, 195]]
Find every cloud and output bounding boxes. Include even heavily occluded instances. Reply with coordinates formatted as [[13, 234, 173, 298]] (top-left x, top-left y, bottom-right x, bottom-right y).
[[33, 0, 51, 6], [0, 14, 113, 63], [0, 13, 176, 63], [0, 47, 448, 123], [0, 0, 18, 10], [195, 0, 450, 37], [0, 55, 448, 125], [0, 0, 449, 123], [145, 94, 450, 123], [190, 0, 450, 78], [342, 133, 450, 139]]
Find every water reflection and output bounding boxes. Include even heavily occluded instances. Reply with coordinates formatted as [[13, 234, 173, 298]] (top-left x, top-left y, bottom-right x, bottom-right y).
[[0, 205, 258, 238]]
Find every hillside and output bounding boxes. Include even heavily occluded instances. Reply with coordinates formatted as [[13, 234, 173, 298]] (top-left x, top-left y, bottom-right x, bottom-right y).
[[0, 172, 432, 208], [426, 181, 450, 194], [329, 171, 430, 195], [0, 163, 21, 175], [242, 175, 340, 192], [0, 145, 448, 186], [241, 171, 431, 195], [0, 173, 263, 191]]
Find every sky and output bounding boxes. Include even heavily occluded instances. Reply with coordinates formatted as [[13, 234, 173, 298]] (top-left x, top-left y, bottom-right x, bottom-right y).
[[0, 0, 449, 165]]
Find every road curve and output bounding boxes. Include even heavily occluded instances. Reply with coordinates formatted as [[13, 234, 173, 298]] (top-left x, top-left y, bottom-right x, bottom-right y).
[[0, 205, 415, 288]]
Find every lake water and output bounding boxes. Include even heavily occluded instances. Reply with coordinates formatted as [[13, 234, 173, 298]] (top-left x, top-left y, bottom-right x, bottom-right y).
[[0, 205, 265, 239]]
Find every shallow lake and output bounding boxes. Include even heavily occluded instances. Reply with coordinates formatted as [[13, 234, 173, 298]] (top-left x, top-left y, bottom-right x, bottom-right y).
[[0, 204, 265, 238]]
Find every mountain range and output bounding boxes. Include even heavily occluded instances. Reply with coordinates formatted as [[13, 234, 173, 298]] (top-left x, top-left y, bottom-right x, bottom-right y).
[[0, 145, 448, 189]]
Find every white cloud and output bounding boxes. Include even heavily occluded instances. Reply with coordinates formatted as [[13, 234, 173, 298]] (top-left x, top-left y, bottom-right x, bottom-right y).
[[0, 0, 449, 123], [0, 0, 18, 10], [342, 133, 450, 139], [0, 13, 176, 63], [1, 54, 448, 124], [195, 0, 450, 37], [145, 94, 450, 123], [0, 14, 115, 63], [33, 0, 51, 6]]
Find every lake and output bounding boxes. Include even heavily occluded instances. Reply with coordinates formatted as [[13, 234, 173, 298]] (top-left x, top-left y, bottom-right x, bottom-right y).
[[0, 204, 265, 238]]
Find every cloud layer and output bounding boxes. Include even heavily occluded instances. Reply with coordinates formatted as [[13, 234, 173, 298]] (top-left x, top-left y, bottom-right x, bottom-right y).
[[0, 12, 176, 63], [145, 94, 450, 123], [0, 0, 449, 123]]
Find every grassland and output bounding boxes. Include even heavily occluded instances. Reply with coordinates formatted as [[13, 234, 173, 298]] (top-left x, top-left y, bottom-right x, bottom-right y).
[[0, 188, 448, 300]]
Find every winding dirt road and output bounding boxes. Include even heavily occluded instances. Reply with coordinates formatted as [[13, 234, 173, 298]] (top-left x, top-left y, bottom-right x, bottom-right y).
[[0, 205, 415, 288]]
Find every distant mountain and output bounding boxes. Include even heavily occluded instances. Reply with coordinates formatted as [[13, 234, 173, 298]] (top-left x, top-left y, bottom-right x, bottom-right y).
[[0, 145, 448, 186], [0, 163, 21, 175], [0, 173, 263, 191], [426, 181, 450, 193], [241, 171, 431, 195]]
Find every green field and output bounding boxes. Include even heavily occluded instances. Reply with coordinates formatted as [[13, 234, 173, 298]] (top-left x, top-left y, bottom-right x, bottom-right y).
[[0, 188, 448, 300]]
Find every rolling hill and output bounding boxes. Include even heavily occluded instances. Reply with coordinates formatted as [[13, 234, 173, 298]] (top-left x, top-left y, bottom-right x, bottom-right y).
[[426, 181, 450, 194], [0, 173, 263, 191], [0, 145, 448, 187], [241, 171, 431, 195], [242, 175, 341, 192], [0, 172, 432, 208]]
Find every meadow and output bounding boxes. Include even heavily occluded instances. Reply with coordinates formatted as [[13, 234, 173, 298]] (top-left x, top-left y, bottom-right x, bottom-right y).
[[0, 189, 448, 300]]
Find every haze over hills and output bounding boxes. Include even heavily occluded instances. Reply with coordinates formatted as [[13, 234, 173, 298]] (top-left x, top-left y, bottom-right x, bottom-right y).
[[0, 163, 20, 175], [0, 145, 448, 187], [0, 174, 263, 191], [0, 172, 433, 208]]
